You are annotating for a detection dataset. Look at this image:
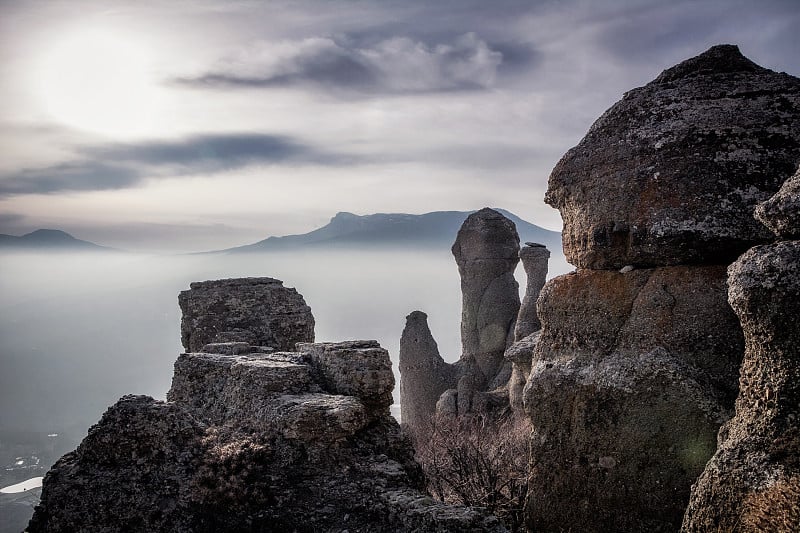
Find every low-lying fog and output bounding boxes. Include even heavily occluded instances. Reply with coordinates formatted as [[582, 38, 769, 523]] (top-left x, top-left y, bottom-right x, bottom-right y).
[[0, 248, 572, 447]]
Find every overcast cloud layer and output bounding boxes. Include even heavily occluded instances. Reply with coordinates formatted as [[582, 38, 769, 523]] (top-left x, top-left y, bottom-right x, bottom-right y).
[[0, 0, 798, 251]]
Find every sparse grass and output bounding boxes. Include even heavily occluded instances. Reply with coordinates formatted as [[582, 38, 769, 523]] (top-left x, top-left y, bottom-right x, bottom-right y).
[[410, 413, 530, 532]]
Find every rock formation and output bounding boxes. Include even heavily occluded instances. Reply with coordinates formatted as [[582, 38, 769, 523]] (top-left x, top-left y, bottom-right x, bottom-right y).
[[400, 208, 528, 433], [29, 279, 506, 532], [451, 207, 521, 384], [179, 277, 315, 352], [398, 311, 458, 431], [514, 243, 550, 340], [507, 243, 550, 414], [682, 170, 800, 532], [525, 44, 800, 532], [546, 44, 800, 270]]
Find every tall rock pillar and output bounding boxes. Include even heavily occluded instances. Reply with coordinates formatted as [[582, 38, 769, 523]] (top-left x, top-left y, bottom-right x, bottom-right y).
[[451, 207, 520, 385], [514, 243, 550, 340]]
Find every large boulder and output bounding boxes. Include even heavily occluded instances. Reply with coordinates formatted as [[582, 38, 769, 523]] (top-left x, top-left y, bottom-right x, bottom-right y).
[[451, 208, 520, 383], [524, 266, 744, 532], [179, 277, 314, 352], [546, 44, 800, 269], [683, 181, 800, 531]]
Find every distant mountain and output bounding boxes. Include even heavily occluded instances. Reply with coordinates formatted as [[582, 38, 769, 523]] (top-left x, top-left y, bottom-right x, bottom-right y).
[[220, 209, 561, 253], [0, 229, 111, 251]]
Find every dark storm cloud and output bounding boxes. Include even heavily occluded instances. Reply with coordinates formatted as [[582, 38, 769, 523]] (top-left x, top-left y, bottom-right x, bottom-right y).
[[0, 133, 353, 197], [0, 162, 139, 196], [177, 33, 505, 94]]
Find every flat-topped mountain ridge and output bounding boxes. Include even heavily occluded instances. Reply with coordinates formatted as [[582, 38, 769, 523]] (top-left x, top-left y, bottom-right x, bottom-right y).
[[222, 209, 561, 253]]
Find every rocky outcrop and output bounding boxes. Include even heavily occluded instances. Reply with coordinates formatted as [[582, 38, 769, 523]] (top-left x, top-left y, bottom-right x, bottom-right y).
[[179, 277, 315, 352], [755, 165, 800, 239], [399, 311, 458, 431], [521, 44, 794, 532], [452, 207, 521, 383], [683, 174, 800, 532], [400, 208, 527, 434], [30, 280, 506, 532], [546, 44, 800, 270], [505, 243, 551, 414], [514, 243, 550, 340], [524, 267, 743, 531]]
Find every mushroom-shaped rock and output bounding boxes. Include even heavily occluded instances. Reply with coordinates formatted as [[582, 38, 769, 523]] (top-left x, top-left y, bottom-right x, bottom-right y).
[[452, 208, 521, 382], [546, 44, 800, 269]]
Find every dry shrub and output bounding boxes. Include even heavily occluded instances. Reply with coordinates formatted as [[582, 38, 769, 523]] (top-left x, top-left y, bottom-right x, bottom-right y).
[[411, 413, 530, 531]]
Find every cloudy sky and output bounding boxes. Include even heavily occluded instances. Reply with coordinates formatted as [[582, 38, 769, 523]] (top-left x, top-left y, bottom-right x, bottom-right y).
[[0, 0, 798, 252]]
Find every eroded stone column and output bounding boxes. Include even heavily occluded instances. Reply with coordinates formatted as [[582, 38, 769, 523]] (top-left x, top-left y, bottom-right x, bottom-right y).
[[399, 311, 458, 432], [515, 243, 550, 340], [451, 208, 520, 384]]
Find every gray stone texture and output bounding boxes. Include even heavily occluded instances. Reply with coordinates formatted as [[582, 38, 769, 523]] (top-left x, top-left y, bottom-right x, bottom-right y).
[[514, 243, 550, 340], [451, 207, 521, 383], [30, 281, 506, 532], [523, 266, 744, 532], [755, 165, 800, 239], [179, 277, 315, 352], [398, 311, 458, 432], [504, 331, 539, 413], [683, 239, 800, 532], [546, 44, 800, 269]]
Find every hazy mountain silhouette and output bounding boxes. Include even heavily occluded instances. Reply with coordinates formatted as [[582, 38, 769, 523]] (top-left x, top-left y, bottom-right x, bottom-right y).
[[219, 209, 561, 253], [0, 229, 111, 251]]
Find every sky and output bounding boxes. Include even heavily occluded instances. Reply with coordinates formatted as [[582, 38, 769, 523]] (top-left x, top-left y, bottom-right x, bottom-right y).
[[0, 0, 798, 252]]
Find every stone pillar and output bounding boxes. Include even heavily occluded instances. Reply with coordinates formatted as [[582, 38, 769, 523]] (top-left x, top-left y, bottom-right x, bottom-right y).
[[399, 311, 458, 432], [451, 208, 520, 384], [514, 243, 550, 340]]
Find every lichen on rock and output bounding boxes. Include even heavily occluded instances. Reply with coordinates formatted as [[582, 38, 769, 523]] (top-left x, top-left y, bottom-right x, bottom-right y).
[[546, 44, 800, 269]]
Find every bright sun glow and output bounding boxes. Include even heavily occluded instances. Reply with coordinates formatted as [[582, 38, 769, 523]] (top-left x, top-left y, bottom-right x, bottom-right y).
[[35, 29, 162, 137]]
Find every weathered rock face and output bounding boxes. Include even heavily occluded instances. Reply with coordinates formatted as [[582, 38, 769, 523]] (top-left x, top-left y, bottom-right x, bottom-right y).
[[30, 281, 506, 533], [514, 243, 550, 340], [755, 165, 800, 239], [399, 311, 459, 431], [546, 44, 800, 269], [452, 207, 520, 383], [683, 181, 800, 531], [523, 266, 744, 531], [179, 277, 315, 352], [521, 44, 800, 532], [505, 331, 539, 413]]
